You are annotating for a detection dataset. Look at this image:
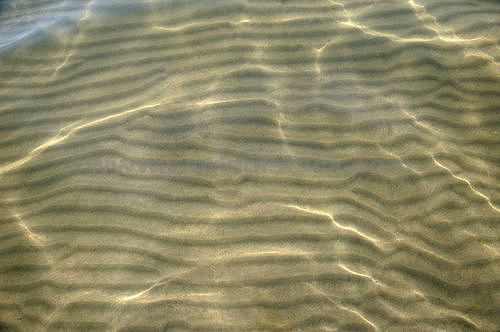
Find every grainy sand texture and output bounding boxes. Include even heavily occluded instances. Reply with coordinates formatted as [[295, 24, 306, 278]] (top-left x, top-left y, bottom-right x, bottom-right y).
[[0, 0, 499, 331]]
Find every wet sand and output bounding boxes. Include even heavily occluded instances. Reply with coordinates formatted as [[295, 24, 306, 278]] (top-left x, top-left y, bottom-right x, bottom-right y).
[[0, 0, 499, 331]]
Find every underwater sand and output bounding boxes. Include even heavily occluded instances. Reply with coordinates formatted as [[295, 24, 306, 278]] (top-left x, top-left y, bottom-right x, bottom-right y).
[[0, 0, 499, 331]]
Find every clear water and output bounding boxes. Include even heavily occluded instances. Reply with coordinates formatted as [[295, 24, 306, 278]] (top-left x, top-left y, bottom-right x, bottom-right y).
[[1, 0, 499, 331]]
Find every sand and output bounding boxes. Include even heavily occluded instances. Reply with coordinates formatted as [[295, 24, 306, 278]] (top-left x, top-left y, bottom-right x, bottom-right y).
[[0, 0, 499, 331]]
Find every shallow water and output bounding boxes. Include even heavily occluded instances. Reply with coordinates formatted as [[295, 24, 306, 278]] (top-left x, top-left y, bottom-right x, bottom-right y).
[[1, 0, 499, 331]]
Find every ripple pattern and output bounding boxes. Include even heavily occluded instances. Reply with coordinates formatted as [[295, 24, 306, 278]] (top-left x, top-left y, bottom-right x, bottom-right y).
[[0, 0, 499, 331]]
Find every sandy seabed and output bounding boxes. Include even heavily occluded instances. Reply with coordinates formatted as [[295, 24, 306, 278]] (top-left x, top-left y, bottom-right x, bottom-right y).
[[0, 0, 499, 331]]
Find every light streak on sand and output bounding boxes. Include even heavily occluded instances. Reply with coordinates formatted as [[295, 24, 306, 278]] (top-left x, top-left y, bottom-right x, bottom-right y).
[[285, 204, 380, 245], [0, 102, 162, 175], [430, 154, 500, 214]]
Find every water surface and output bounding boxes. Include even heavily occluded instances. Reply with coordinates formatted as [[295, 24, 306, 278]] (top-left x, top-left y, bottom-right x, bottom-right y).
[[1, 0, 499, 331]]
